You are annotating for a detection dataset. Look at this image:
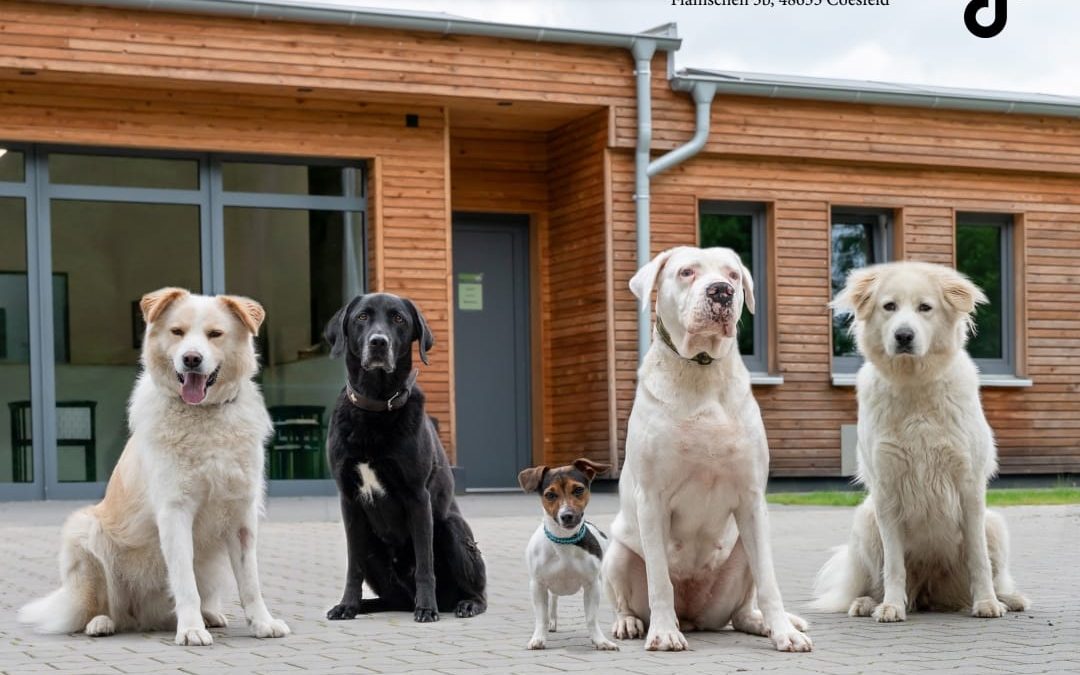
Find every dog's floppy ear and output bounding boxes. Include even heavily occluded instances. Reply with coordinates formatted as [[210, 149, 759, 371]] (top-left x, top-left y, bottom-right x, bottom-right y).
[[219, 295, 265, 335], [325, 295, 362, 359], [572, 458, 611, 484], [939, 268, 988, 315], [403, 298, 435, 366], [830, 266, 880, 320], [518, 466, 548, 493], [629, 248, 677, 312], [140, 287, 189, 325], [740, 264, 756, 316]]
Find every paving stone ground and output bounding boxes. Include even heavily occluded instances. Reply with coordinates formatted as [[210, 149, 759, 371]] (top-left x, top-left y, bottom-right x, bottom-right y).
[[0, 494, 1077, 674]]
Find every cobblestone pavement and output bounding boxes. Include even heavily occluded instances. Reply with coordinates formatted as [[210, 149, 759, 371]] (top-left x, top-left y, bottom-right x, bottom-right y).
[[0, 495, 1077, 674]]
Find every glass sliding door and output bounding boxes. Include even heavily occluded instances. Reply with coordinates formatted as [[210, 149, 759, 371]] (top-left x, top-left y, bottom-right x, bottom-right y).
[[0, 145, 365, 499], [50, 200, 201, 485], [220, 159, 365, 488]]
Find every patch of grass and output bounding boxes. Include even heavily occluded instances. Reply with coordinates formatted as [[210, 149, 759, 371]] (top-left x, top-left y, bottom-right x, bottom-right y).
[[767, 491, 866, 507], [766, 487, 1080, 507]]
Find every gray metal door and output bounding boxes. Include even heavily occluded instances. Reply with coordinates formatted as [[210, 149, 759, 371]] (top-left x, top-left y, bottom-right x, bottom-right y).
[[452, 214, 531, 490]]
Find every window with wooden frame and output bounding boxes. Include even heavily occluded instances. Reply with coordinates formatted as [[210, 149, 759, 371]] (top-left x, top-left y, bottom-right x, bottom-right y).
[[830, 207, 894, 374], [699, 201, 768, 375], [956, 213, 1017, 376]]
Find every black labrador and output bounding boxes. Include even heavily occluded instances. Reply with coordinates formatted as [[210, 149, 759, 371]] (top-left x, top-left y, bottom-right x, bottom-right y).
[[324, 292, 487, 622]]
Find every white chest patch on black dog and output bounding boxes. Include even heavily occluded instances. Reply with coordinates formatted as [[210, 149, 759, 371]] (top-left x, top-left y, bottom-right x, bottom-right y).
[[356, 462, 386, 502]]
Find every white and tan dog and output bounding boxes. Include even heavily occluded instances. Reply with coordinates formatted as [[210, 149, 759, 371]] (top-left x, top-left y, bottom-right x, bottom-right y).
[[19, 288, 290, 646], [814, 261, 1029, 621], [603, 246, 811, 653]]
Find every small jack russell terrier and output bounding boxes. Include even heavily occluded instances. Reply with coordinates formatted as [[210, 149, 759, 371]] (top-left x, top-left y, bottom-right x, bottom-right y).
[[518, 458, 617, 651]]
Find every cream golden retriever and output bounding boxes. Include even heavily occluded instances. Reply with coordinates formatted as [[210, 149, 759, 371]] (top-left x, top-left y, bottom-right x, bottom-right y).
[[814, 261, 1029, 621], [19, 288, 290, 645]]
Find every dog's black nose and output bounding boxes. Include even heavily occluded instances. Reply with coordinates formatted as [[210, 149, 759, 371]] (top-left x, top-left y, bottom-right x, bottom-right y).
[[182, 352, 202, 369], [707, 282, 735, 306], [368, 334, 389, 348], [559, 513, 576, 526], [895, 328, 915, 347]]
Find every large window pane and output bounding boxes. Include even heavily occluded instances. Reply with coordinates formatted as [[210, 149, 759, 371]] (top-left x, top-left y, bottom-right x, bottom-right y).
[[49, 153, 198, 190], [222, 162, 360, 196], [224, 207, 364, 480], [0, 198, 31, 483], [957, 221, 1005, 360], [0, 149, 25, 183], [700, 212, 755, 357], [832, 212, 889, 359], [52, 200, 201, 482]]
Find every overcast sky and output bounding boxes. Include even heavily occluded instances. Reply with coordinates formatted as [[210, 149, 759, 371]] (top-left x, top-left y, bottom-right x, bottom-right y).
[[308, 0, 1080, 97]]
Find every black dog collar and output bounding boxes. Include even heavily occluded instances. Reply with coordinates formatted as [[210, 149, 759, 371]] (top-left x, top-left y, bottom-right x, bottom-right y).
[[655, 315, 715, 366], [345, 369, 419, 412]]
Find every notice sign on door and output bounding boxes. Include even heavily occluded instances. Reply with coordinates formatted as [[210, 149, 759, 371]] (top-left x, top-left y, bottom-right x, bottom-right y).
[[457, 272, 483, 311]]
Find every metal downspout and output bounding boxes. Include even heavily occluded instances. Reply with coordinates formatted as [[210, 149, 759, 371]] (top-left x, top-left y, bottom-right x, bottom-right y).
[[634, 77, 718, 362], [632, 39, 657, 362]]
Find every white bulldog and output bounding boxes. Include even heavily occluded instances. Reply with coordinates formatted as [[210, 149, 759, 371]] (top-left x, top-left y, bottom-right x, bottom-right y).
[[602, 246, 811, 652]]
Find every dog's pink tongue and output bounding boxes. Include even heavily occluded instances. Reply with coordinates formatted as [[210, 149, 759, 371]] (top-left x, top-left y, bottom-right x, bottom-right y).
[[180, 372, 208, 404]]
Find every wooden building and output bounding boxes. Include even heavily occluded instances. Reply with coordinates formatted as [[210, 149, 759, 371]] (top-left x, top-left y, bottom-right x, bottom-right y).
[[0, 0, 1076, 498]]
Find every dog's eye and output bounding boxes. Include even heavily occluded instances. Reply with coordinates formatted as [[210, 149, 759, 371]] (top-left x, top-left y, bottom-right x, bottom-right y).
[[544, 492, 557, 502], [918, 303, 932, 313], [207, 329, 224, 339], [357, 312, 368, 322], [392, 313, 405, 324], [679, 267, 695, 278], [572, 486, 585, 497], [170, 328, 184, 337], [728, 271, 739, 281], [883, 302, 897, 312]]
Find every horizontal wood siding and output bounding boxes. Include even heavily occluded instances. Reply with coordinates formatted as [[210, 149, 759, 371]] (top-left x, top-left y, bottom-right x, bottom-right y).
[[612, 150, 1080, 475], [545, 110, 611, 467], [0, 73, 457, 454], [612, 55, 1080, 177], [0, 1, 635, 105]]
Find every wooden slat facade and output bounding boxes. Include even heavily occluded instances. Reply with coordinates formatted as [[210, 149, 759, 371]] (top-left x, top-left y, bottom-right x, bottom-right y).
[[1, 1, 1077, 479]]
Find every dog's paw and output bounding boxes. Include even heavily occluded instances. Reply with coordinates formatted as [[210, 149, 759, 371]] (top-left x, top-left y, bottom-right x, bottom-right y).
[[972, 598, 1008, 618], [175, 627, 213, 646], [414, 607, 439, 623], [85, 615, 115, 637], [848, 596, 877, 617], [772, 629, 813, 652], [455, 599, 486, 618], [644, 625, 688, 651], [998, 592, 1030, 612], [251, 618, 291, 638], [786, 612, 809, 632], [612, 615, 645, 640], [593, 637, 619, 651], [527, 635, 545, 650], [201, 610, 228, 628], [326, 603, 360, 621], [872, 602, 906, 623]]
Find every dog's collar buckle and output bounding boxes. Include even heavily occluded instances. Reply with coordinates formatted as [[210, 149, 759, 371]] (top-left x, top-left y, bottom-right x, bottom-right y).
[[345, 369, 420, 412], [655, 315, 715, 366]]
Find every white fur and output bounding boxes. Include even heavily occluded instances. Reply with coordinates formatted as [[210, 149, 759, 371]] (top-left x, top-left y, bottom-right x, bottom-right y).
[[525, 517, 617, 651], [603, 246, 811, 653], [18, 291, 290, 645], [355, 462, 386, 502], [813, 262, 1030, 620]]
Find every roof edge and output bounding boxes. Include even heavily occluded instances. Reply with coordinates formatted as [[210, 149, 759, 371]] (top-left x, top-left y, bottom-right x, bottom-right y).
[[49, 0, 682, 51], [676, 69, 1080, 119]]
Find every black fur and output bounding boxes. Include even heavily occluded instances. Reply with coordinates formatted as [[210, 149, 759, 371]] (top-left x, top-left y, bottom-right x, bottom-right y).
[[574, 525, 604, 560], [324, 292, 487, 623]]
